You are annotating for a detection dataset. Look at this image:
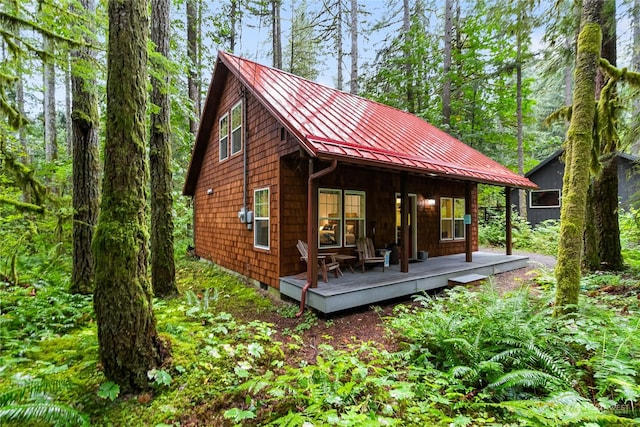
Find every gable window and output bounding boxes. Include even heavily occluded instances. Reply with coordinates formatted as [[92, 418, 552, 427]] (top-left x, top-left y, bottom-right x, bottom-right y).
[[231, 101, 243, 155], [344, 191, 365, 247], [441, 197, 466, 240], [530, 190, 560, 208], [318, 189, 342, 249], [219, 114, 229, 161], [254, 188, 270, 249]]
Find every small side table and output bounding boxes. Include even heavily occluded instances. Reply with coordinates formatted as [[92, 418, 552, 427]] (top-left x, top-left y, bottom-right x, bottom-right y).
[[334, 254, 357, 273]]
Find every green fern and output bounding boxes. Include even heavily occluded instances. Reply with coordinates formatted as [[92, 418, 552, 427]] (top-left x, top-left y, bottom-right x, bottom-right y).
[[494, 391, 638, 426], [0, 379, 88, 426], [488, 369, 564, 391], [0, 403, 88, 426]]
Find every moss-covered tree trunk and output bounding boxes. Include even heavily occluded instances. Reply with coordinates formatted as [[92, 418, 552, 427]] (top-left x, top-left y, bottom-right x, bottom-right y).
[[70, 0, 100, 295], [150, 0, 177, 297], [555, 0, 602, 315], [93, 0, 168, 392]]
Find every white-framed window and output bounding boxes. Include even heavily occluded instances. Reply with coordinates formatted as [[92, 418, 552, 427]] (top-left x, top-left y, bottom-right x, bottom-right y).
[[254, 188, 270, 249], [318, 188, 342, 249], [219, 113, 229, 161], [231, 101, 243, 155], [441, 197, 466, 240], [344, 191, 365, 247], [454, 198, 466, 239], [529, 189, 560, 208]]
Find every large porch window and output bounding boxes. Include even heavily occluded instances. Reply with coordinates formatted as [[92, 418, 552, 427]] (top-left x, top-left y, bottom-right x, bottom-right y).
[[319, 189, 342, 248], [441, 197, 466, 240], [344, 191, 365, 247]]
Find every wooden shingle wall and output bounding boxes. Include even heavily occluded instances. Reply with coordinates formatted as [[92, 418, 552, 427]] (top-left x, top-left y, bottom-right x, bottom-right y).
[[193, 73, 298, 289]]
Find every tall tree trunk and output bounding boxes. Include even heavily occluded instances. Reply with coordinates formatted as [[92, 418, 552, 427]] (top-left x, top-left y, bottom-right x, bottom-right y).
[[43, 37, 57, 162], [591, 0, 622, 271], [272, 0, 282, 69], [555, 0, 602, 315], [150, 0, 177, 297], [70, 0, 101, 295], [516, 17, 526, 220], [186, 0, 199, 136], [632, 0, 640, 154], [349, 0, 358, 95], [442, 0, 453, 126], [564, 34, 573, 107], [336, 0, 343, 91], [65, 52, 72, 155], [402, 0, 414, 113], [594, 153, 623, 269], [229, 0, 238, 52], [94, 0, 168, 392]]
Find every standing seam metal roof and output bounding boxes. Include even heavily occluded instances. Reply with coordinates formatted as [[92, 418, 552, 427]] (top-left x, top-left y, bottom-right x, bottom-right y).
[[211, 51, 537, 189]]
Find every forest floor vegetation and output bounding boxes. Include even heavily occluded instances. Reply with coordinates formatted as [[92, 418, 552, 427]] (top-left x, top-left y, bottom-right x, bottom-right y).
[[3, 235, 640, 425]]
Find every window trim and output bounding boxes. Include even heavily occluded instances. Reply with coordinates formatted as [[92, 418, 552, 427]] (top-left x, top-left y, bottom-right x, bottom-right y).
[[318, 188, 343, 249], [453, 198, 466, 240], [230, 100, 243, 156], [254, 187, 270, 250], [343, 190, 366, 248], [219, 113, 229, 162], [529, 189, 561, 209], [440, 196, 466, 241]]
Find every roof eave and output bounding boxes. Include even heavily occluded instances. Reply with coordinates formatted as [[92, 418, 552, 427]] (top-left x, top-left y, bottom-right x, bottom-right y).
[[316, 153, 538, 189]]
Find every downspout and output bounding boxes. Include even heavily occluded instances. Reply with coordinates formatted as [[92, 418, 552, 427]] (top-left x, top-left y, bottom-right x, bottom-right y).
[[296, 158, 338, 318], [242, 88, 248, 214]]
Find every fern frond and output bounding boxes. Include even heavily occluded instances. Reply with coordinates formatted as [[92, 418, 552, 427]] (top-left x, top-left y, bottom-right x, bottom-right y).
[[450, 365, 477, 381], [0, 379, 69, 406], [0, 403, 88, 426], [493, 391, 637, 426], [488, 369, 562, 391]]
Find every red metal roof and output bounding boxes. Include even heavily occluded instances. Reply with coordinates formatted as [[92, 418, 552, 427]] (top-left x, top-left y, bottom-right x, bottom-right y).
[[186, 51, 537, 193]]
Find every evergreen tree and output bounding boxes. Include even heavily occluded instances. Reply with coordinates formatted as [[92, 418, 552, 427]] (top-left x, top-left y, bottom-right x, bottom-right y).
[[70, 0, 100, 295], [150, 0, 177, 297], [93, 0, 168, 392], [555, 0, 602, 315]]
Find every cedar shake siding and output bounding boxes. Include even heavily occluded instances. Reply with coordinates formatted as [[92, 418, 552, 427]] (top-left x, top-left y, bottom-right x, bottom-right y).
[[193, 72, 298, 289]]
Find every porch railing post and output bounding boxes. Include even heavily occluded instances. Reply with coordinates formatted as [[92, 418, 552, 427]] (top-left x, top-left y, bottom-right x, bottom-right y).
[[401, 173, 409, 273], [465, 181, 472, 262], [505, 187, 513, 256]]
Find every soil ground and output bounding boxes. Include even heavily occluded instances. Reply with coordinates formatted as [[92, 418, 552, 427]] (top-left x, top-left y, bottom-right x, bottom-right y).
[[261, 248, 557, 363]]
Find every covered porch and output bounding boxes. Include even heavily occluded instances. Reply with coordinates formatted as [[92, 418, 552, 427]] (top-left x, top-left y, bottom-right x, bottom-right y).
[[280, 251, 529, 314]]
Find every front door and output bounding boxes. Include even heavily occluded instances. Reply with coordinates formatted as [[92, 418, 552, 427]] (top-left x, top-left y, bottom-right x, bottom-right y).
[[395, 194, 417, 259]]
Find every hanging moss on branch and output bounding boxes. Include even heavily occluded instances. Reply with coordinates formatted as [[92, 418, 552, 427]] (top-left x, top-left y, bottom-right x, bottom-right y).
[[554, 0, 602, 315], [0, 195, 45, 213]]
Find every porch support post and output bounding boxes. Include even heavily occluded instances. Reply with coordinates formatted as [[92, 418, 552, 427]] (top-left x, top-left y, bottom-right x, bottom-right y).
[[505, 186, 513, 256], [465, 181, 472, 263], [401, 172, 409, 273], [308, 159, 318, 288]]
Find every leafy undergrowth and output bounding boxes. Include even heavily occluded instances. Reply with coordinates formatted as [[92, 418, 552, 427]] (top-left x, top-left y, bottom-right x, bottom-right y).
[[2, 256, 640, 426]]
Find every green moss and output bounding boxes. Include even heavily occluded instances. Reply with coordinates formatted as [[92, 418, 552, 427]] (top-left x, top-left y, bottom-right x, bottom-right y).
[[555, 17, 602, 315]]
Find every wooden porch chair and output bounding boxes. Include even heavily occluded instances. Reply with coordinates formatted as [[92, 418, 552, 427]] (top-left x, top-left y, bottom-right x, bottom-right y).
[[296, 240, 342, 282], [355, 237, 386, 272]]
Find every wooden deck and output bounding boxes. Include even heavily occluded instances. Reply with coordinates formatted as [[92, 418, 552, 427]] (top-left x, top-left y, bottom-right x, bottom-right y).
[[280, 251, 529, 313]]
